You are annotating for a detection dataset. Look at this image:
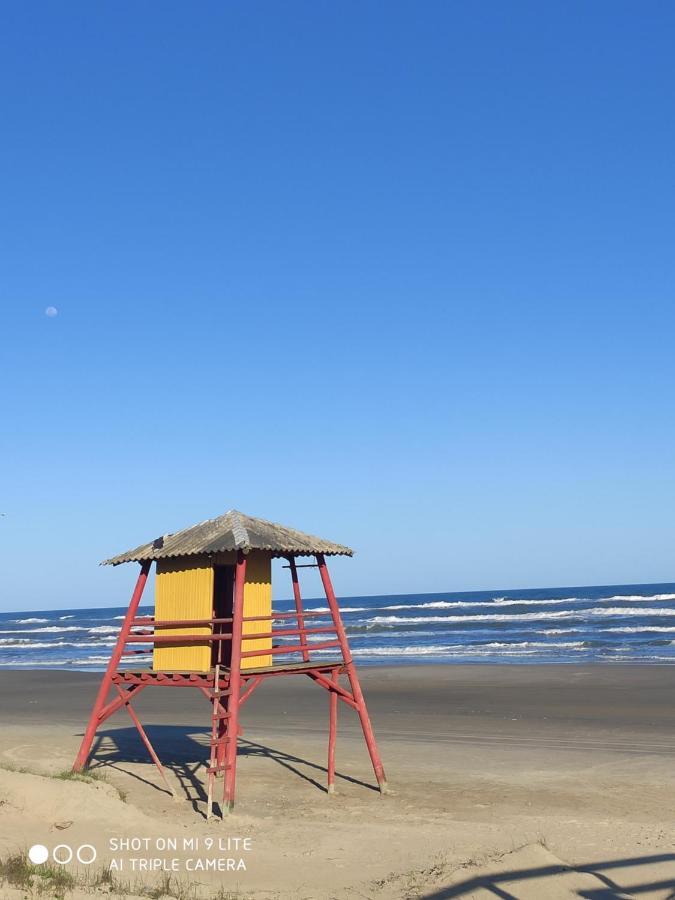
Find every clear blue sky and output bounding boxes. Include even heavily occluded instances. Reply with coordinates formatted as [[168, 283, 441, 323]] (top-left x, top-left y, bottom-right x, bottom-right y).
[[2, 2, 675, 611]]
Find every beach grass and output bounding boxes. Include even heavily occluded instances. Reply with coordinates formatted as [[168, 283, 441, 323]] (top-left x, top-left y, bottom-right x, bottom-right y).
[[0, 850, 76, 898], [0, 852, 252, 899]]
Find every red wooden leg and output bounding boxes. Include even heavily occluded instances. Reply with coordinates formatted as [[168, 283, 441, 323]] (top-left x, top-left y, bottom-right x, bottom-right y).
[[328, 668, 338, 795], [288, 557, 310, 662], [114, 685, 177, 799], [73, 561, 151, 772], [316, 554, 388, 793], [222, 551, 246, 813]]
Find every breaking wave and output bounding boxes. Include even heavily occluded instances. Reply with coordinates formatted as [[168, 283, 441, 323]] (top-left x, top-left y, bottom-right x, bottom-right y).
[[0, 626, 87, 634]]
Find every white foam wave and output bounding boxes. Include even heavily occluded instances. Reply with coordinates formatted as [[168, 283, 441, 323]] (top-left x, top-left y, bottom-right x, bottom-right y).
[[370, 610, 583, 625], [385, 600, 493, 610], [88, 625, 121, 634], [0, 660, 76, 667], [18, 654, 151, 666], [491, 597, 584, 606], [304, 606, 366, 613], [378, 597, 586, 611], [603, 655, 675, 663], [604, 594, 675, 602], [603, 626, 675, 634], [0, 641, 55, 649], [590, 607, 675, 618], [0, 626, 87, 634], [13, 618, 49, 624], [59, 615, 75, 620], [0, 641, 120, 651], [352, 646, 457, 656], [368, 606, 675, 626], [537, 628, 581, 635], [480, 641, 586, 649], [309, 645, 580, 658]]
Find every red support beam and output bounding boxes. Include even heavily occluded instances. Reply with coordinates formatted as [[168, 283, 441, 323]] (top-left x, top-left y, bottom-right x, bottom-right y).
[[97, 683, 146, 723], [113, 685, 177, 799], [316, 554, 388, 794], [327, 668, 338, 795], [308, 670, 358, 709], [223, 551, 246, 812], [288, 557, 310, 662], [238, 675, 262, 707], [73, 560, 151, 772]]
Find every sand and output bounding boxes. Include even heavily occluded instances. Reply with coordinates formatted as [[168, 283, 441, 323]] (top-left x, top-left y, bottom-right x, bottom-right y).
[[0, 664, 674, 898]]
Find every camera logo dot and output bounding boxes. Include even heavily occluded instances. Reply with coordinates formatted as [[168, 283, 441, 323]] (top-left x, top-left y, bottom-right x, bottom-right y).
[[28, 845, 49, 865]]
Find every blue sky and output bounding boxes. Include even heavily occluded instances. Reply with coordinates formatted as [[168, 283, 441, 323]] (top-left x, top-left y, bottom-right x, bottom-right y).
[[2, 2, 675, 610]]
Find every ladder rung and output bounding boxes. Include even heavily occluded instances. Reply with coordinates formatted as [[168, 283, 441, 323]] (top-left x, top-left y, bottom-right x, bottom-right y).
[[206, 765, 232, 775], [212, 712, 230, 720], [209, 736, 231, 746]]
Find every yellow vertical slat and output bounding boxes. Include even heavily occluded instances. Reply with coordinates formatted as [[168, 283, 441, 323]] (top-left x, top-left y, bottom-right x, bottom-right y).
[[241, 553, 272, 669], [153, 559, 213, 672]]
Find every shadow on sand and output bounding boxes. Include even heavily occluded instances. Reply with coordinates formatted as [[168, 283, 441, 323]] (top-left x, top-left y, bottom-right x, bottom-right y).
[[419, 851, 675, 899], [84, 723, 377, 816], [81, 727, 675, 896]]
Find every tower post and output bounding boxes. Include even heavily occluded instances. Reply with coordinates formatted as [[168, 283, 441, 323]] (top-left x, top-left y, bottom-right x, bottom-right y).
[[327, 668, 338, 794], [288, 556, 310, 662], [316, 553, 388, 793], [73, 560, 151, 772], [222, 550, 247, 812]]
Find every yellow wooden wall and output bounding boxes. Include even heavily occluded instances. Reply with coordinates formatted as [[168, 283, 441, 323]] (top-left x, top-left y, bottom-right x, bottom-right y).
[[152, 552, 273, 672], [153, 558, 213, 672], [241, 552, 272, 670]]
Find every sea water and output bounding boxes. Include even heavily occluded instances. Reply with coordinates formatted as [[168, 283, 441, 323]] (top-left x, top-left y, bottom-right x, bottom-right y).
[[2, 582, 675, 668]]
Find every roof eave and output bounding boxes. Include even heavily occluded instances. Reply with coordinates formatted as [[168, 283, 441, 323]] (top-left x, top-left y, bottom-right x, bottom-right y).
[[101, 546, 354, 566]]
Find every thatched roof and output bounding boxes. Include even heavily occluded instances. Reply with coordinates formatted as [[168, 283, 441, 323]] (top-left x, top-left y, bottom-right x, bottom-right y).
[[102, 509, 353, 565]]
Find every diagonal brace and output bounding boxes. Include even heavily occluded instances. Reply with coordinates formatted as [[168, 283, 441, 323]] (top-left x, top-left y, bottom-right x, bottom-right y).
[[307, 671, 358, 709], [113, 684, 177, 800]]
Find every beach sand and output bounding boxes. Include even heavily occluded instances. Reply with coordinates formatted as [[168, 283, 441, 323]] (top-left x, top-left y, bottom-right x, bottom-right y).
[[0, 664, 674, 898]]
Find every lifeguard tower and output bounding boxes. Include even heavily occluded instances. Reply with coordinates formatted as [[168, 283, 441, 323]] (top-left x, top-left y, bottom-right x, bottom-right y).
[[73, 510, 387, 816]]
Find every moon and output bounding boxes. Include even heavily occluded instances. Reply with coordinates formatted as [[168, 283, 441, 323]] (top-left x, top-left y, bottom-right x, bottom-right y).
[[45, 306, 58, 317]]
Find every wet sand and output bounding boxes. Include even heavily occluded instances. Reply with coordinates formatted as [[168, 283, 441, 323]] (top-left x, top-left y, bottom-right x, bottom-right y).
[[1, 665, 674, 897]]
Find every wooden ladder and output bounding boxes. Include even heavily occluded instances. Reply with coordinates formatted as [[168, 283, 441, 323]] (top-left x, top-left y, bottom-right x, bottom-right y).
[[206, 665, 232, 819]]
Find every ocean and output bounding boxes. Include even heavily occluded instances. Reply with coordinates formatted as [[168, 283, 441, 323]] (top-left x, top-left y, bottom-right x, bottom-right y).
[[2, 582, 675, 669]]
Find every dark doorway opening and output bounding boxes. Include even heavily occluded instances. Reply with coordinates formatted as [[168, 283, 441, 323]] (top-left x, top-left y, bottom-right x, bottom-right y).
[[212, 565, 234, 667]]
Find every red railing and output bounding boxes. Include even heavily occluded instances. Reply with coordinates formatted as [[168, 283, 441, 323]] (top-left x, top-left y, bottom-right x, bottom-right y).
[[241, 640, 341, 659], [123, 614, 339, 662]]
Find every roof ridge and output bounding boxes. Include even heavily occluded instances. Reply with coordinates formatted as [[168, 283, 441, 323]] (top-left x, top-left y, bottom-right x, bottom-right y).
[[229, 510, 250, 550]]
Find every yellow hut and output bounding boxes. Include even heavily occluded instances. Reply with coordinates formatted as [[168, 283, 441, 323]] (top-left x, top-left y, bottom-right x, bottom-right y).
[[103, 509, 350, 673], [152, 550, 272, 672]]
